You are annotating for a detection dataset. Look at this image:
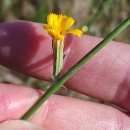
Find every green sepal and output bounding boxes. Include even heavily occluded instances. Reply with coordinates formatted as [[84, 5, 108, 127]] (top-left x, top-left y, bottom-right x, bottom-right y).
[[52, 39, 64, 81]]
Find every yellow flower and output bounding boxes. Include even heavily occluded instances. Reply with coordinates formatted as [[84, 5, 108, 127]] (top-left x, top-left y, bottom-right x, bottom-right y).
[[42, 13, 83, 40], [42, 13, 83, 80]]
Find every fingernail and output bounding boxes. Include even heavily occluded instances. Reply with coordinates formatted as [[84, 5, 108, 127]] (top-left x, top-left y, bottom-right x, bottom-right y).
[[0, 120, 46, 130]]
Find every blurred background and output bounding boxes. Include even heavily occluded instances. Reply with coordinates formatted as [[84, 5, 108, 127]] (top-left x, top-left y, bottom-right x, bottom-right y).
[[0, 0, 130, 104]]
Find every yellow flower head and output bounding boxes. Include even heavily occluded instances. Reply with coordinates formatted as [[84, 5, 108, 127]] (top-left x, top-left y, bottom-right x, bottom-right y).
[[42, 13, 83, 40]]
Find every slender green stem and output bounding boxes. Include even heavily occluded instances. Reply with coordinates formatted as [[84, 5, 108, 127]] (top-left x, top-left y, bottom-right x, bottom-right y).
[[21, 17, 130, 120]]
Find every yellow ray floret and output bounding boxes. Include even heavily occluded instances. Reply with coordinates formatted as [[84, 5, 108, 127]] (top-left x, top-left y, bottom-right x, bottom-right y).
[[42, 13, 83, 40]]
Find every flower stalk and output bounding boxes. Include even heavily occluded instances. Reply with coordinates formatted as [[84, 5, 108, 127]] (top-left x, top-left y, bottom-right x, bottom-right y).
[[21, 16, 130, 120]]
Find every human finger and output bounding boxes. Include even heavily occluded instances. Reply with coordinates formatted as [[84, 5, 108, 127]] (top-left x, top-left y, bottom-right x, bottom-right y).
[[0, 84, 130, 130]]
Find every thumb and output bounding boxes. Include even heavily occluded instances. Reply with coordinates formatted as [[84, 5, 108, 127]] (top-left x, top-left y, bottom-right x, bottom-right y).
[[0, 120, 45, 130]]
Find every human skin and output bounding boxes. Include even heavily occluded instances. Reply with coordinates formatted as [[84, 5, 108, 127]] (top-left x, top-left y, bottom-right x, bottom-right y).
[[0, 21, 130, 130]]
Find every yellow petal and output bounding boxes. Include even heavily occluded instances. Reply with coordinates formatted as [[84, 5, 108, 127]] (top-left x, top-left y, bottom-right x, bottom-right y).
[[60, 16, 74, 34], [47, 14, 53, 25], [65, 29, 83, 37], [47, 13, 58, 27], [57, 14, 63, 25]]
